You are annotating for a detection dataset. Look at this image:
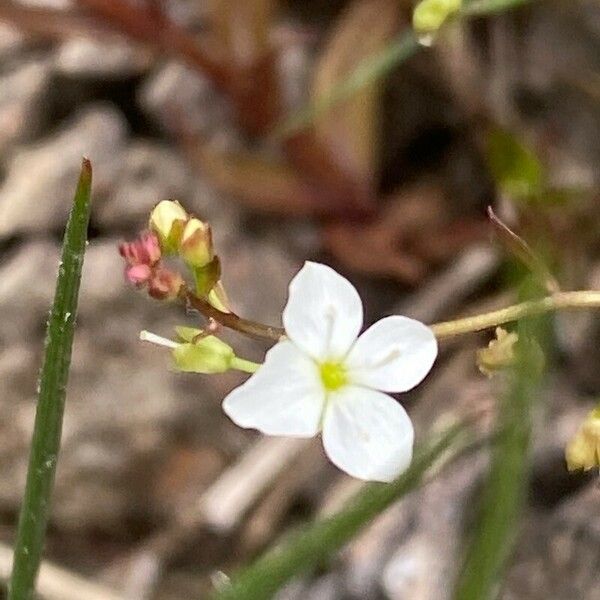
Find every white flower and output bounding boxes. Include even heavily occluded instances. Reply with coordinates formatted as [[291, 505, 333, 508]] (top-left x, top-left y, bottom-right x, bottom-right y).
[[222, 262, 438, 482]]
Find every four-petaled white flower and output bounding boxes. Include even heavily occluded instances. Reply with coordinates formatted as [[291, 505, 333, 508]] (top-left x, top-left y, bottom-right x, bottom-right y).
[[223, 262, 438, 482]]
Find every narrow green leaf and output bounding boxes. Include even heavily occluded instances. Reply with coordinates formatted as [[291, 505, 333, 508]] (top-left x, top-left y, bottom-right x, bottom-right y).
[[274, 0, 536, 137], [454, 281, 547, 600], [462, 0, 533, 16], [274, 30, 420, 139], [8, 159, 93, 600], [211, 422, 473, 600]]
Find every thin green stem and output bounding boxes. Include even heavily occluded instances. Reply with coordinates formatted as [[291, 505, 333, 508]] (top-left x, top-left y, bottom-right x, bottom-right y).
[[230, 357, 260, 374], [431, 291, 600, 339], [272, 30, 420, 139], [211, 422, 475, 600], [461, 0, 533, 17], [454, 284, 547, 599], [8, 159, 92, 600]]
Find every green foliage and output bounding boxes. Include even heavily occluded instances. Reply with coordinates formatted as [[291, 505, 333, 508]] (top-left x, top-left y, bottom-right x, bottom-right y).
[[275, 31, 420, 138], [454, 280, 548, 600], [462, 0, 532, 16], [211, 422, 473, 600], [487, 128, 544, 200], [9, 160, 93, 600]]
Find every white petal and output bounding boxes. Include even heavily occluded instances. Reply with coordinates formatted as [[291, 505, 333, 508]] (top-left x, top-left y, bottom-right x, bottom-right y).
[[346, 316, 437, 393], [222, 341, 324, 437], [282, 262, 363, 361], [322, 387, 414, 482]]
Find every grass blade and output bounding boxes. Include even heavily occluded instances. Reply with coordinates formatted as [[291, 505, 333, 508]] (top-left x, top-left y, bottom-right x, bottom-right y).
[[211, 421, 473, 600], [274, 30, 420, 139], [454, 288, 547, 600], [462, 0, 533, 16], [8, 159, 93, 600]]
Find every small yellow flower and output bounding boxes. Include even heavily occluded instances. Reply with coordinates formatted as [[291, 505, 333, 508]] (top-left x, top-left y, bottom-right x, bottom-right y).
[[566, 407, 600, 472], [149, 200, 188, 253]]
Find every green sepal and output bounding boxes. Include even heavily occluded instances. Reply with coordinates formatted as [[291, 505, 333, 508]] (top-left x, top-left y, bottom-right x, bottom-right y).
[[172, 336, 234, 373], [175, 326, 204, 343], [193, 256, 221, 297]]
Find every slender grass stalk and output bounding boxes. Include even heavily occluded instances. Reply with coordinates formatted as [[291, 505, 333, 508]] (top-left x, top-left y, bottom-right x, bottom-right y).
[[273, 30, 420, 139], [453, 286, 547, 600], [211, 421, 474, 600], [273, 0, 537, 138], [462, 0, 534, 16], [8, 159, 93, 600]]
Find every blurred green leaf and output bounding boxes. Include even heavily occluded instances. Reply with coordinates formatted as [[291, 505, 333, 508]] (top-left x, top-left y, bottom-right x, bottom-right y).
[[454, 279, 548, 600], [462, 0, 532, 15], [275, 30, 420, 139], [211, 421, 474, 600], [487, 128, 544, 200], [311, 0, 400, 188], [9, 159, 92, 600]]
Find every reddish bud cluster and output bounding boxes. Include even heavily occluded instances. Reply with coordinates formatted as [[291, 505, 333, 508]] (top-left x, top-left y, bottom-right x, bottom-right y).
[[118, 231, 184, 301]]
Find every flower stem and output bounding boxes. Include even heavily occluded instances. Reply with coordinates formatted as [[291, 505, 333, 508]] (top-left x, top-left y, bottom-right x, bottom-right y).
[[184, 286, 600, 344], [430, 291, 600, 339], [183, 287, 285, 342], [9, 160, 92, 600], [231, 357, 261, 374]]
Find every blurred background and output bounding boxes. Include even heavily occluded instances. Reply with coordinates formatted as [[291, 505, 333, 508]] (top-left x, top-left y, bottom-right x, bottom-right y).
[[0, 0, 599, 598]]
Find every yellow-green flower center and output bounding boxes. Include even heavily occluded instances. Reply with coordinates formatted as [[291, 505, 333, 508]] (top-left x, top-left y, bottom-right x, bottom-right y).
[[319, 361, 348, 391]]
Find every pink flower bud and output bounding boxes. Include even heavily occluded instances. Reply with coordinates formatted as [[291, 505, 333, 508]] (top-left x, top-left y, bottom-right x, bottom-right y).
[[118, 231, 161, 267], [125, 264, 152, 286], [148, 267, 184, 301]]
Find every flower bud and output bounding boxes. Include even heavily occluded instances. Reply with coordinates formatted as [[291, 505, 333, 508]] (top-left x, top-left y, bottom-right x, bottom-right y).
[[119, 231, 161, 267], [413, 0, 462, 40], [179, 218, 214, 269], [172, 335, 235, 373], [125, 264, 152, 287], [147, 267, 184, 301], [149, 200, 188, 254], [175, 326, 205, 343], [477, 327, 518, 378], [566, 407, 600, 471]]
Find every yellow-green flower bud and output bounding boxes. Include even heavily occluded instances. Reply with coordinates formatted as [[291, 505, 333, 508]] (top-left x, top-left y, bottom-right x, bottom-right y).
[[179, 218, 214, 268], [175, 326, 205, 343], [477, 327, 518, 378], [566, 407, 600, 472], [172, 335, 235, 374], [413, 0, 462, 37], [149, 200, 188, 254]]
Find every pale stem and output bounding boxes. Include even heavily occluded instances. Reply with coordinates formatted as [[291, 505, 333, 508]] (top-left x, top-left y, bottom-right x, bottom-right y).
[[184, 289, 600, 343], [430, 291, 600, 338]]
